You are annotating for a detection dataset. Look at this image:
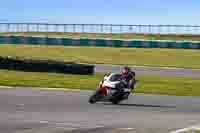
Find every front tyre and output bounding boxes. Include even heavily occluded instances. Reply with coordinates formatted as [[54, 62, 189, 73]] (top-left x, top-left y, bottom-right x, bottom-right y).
[[89, 96, 97, 104], [88, 90, 102, 104]]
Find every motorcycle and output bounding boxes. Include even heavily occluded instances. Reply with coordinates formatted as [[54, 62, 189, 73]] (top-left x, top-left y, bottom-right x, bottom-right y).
[[89, 73, 138, 104]]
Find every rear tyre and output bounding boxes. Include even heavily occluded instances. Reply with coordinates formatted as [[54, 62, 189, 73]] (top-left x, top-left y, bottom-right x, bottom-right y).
[[111, 91, 123, 105], [123, 92, 130, 100], [112, 99, 120, 105]]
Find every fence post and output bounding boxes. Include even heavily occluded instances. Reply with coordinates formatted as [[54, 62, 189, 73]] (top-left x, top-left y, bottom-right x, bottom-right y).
[[64, 24, 67, 32], [16, 24, 20, 32], [138, 25, 141, 33], [120, 25, 122, 33], [186, 25, 190, 33], [45, 24, 48, 32], [119, 25, 122, 38], [167, 25, 171, 34], [100, 24, 103, 33], [37, 24, 39, 32], [55, 24, 59, 32], [158, 25, 161, 34], [7, 24, 10, 32], [73, 24, 76, 32], [110, 24, 113, 33], [82, 24, 84, 33], [148, 25, 151, 33], [27, 24, 30, 32]]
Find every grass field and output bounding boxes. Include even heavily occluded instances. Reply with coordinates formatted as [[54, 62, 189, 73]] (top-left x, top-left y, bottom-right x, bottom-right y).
[[0, 69, 200, 96], [0, 44, 200, 69], [1, 32, 200, 41]]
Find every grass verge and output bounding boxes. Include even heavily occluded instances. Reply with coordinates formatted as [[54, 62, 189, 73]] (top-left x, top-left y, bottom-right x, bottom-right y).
[[0, 44, 200, 69], [184, 131, 200, 133], [1, 32, 200, 41], [0, 69, 200, 96]]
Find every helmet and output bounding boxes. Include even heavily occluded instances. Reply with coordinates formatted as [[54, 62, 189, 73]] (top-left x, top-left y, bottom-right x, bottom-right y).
[[122, 65, 130, 74]]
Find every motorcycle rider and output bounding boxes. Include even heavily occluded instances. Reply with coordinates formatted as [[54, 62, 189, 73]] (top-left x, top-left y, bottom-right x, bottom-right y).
[[111, 65, 136, 100], [121, 65, 136, 90]]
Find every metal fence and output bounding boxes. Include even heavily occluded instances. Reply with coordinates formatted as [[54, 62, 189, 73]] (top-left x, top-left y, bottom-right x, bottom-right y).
[[1, 23, 200, 34]]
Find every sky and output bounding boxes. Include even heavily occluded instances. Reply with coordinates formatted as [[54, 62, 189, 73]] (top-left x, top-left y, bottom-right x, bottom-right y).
[[0, 0, 200, 25]]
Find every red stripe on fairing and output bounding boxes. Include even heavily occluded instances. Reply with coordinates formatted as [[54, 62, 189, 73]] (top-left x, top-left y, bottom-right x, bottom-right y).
[[98, 80, 111, 96], [101, 86, 112, 96]]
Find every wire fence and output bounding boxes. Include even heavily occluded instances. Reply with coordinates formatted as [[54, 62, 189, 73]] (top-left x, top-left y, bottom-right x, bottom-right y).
[[1, 23, 200, 34]]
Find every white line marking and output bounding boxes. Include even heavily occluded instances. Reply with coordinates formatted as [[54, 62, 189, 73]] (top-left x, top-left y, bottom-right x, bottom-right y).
[[0, 86, 13, 88], [39, 121, 49, 124], [95, 126, 105, 128], [17, 104, 25, 106], [119, 128, 135, 131]]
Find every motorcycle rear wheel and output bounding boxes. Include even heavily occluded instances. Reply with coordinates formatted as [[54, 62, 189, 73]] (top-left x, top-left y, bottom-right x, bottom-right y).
[[111, 92, 123, 105], [111, 99, 120, 104]]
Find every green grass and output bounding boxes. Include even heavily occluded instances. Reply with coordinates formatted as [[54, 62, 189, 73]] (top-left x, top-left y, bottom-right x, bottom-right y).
[[0, 44, 200, 69], [1, 32, 200, 41], [0, 69, 200, 96], [184, 130, 200, 133]]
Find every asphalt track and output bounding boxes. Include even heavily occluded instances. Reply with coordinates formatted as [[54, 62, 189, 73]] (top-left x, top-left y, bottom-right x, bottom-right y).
[[95, 64, 200, 77], [0, 87, 200, 133], [1, 65, 200, 133]]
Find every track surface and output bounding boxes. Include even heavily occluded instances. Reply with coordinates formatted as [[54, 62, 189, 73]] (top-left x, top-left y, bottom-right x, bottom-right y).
[[95, 64, 200, 77], [0, 87, 200, 133]]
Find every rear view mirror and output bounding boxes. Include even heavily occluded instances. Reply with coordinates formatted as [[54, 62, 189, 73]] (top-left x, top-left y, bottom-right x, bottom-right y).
[[104, 73, 110, 77]]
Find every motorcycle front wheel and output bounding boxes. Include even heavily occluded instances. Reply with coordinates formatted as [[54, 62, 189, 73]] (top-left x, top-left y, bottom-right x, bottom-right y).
[[89, 90, 102, 104]]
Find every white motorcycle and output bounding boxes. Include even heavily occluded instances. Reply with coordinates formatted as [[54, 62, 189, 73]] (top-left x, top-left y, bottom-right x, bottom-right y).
[[89, 73, 138, 104]]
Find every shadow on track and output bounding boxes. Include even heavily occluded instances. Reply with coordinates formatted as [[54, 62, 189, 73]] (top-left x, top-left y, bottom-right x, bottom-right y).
[[101, 103, 176, 109]]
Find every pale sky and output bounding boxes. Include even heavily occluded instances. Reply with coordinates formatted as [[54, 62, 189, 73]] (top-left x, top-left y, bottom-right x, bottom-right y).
[[0, 0, 199, 25]]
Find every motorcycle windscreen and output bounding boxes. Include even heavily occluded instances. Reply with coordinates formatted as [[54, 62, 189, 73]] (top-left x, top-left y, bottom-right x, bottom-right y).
[[109, 74, 122, 82]]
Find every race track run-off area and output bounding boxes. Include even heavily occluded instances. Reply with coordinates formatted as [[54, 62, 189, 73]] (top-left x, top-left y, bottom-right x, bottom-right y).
[[0, 87, 200, 133]]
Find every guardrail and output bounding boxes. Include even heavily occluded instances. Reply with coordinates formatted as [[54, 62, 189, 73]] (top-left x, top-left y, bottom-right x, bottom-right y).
[[0, 36, 200, 49]]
